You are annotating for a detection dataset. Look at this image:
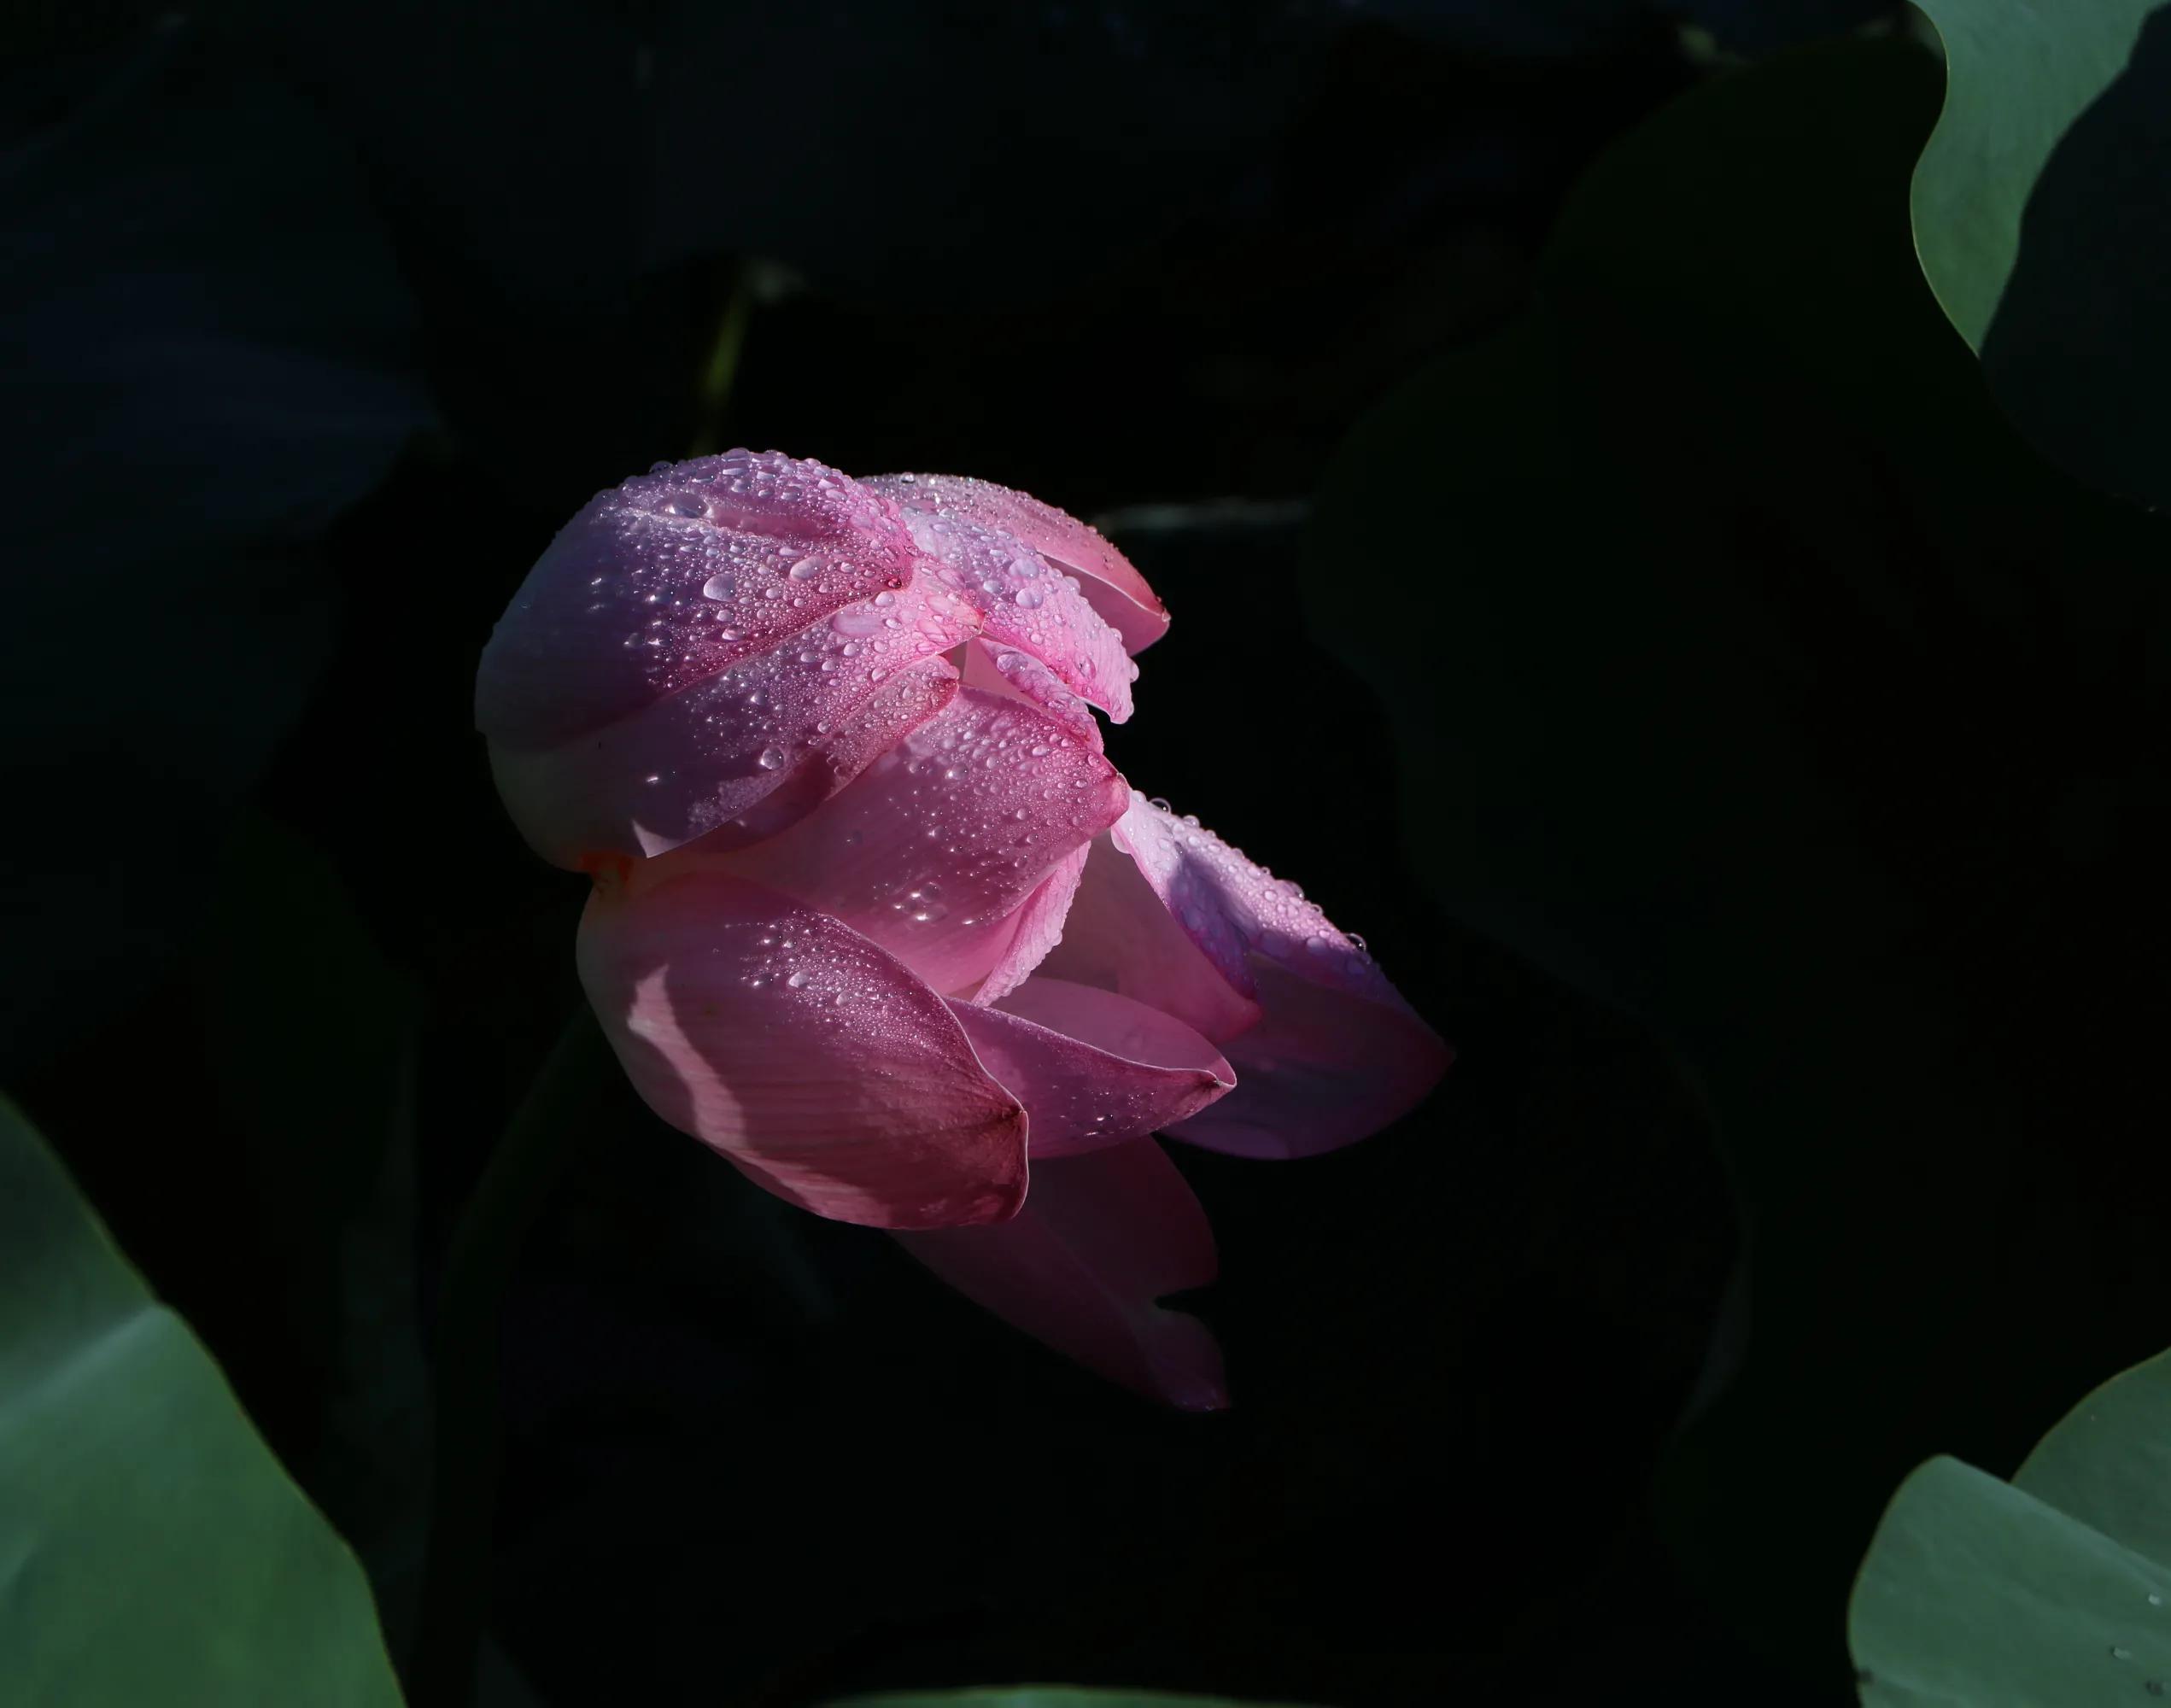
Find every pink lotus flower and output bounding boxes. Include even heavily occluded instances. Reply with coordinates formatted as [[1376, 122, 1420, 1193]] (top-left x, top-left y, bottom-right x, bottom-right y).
[[477, 449, 1448, 1407]]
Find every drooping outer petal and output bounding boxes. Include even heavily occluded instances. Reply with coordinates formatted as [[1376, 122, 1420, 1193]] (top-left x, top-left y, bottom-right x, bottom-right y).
[[1057, 792, 1453, 1158], [870, 472, 1170, 654], [894, 1139, 1227, 1409], [576, 863, 1027, 1229], [714, 687, 1127, 996], [949, 977, 1234, 1157], [478, 448, 928, 751]]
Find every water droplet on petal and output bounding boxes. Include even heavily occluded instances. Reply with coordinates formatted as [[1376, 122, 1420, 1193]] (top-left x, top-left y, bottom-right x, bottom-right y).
[[786, 970, 810, 989], [757, 745, 786, 770], [702, 573, 735, 600]]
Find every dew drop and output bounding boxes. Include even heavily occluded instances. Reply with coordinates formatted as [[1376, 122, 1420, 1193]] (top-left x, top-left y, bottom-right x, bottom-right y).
[[1013, 587, 1045, 609], [788, 557, 820, 580], [786, 970, 810, 989], [665, 494, 706, 518], [757, 745, 786, 770], [1305, 935, 1331, 956]]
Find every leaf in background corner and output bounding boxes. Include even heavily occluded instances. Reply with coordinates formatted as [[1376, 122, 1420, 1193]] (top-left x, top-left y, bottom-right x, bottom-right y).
[[0, 1095, 405, 1705], [1850, 1348, 2171, 1702], [1305, 31, 2171, 1683], [1911, 0, 2171, 510]]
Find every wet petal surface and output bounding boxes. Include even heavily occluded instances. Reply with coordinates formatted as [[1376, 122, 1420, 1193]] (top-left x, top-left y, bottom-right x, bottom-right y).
[[892, 505, 1138, 723], [1109, 791, 1453, 1157], [576, 863, 1027, 1228], [717, 688, 1127, 994], [871, 471, 1169, 654], [478, 448, 927, 749], [490, 590, 975, 867]]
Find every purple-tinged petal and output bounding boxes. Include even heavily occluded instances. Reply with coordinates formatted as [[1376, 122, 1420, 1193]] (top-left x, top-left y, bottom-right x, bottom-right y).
[[972, 841, 1090, 1006], [894, 1139, 1226, 1408], [1169, 956, 1452, 1159], [948, 978, 1233, 1157], [489, 589, 976, 868], [478, 448, 927, 750], [1107, 792, 1453, 1158], [1035, 834, 1264, 1045], [871, 471, 1171, 654], [576, 863, 1027, 1229], [889, 504, 1138, 723], [715, 687, 1128, 995]]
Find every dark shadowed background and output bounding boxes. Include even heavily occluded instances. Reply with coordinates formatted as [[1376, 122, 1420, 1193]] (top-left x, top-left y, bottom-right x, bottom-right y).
[[8, 3, 2168, 1705]]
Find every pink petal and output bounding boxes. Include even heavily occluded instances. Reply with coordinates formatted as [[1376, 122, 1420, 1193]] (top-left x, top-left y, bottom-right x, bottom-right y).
[[871, 472, 1171, 655], [478, 449, 928, 750], [948, 977, 1233, 1157], [1105, 792, 1453, 1159], [713, 687, 1129, 996], [489, 595, 975, 868], [886, 503, 1138, 723], [972, 842, 1090, 1006], [959, 636, 1101, 742], [576, 863, 1027, 1229], [893, 1139, 1226, 1408]]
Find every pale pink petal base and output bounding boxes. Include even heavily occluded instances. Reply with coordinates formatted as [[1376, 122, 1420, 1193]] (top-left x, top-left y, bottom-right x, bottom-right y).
[[894, 1139, 1227, 1409], [577, 864, 1027, 1229]]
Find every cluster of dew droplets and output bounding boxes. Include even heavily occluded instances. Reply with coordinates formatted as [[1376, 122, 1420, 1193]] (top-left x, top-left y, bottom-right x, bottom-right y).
[[588, 448, 923, 705], [659, 580, 974, 810], [735, 917, 914, 1027], [1134, 793, 1384, 987], [889, 506, 1138, 719], [854, 699, 1117, 934]]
